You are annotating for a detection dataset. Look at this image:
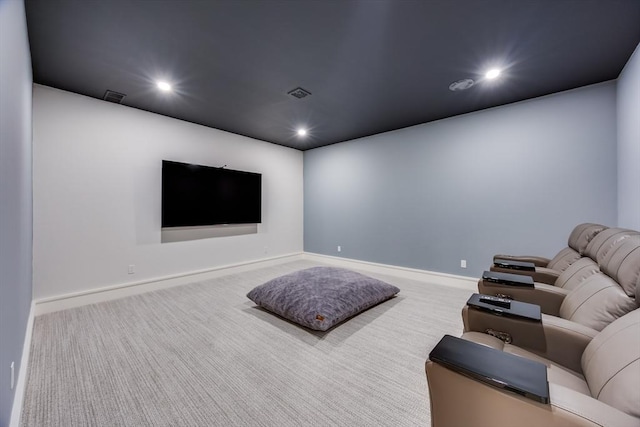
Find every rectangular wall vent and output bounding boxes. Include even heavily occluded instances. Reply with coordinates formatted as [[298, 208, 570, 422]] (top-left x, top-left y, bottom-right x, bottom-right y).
[[103, 90, 126, 104]]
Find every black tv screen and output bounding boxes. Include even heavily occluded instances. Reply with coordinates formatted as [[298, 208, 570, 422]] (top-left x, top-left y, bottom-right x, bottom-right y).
[[162, 160, 261, 227]]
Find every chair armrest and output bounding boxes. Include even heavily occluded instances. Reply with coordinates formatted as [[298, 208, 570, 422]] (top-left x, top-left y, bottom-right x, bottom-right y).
[[493, 254, 551, 267], [426, 361, 639, 427], [429, 335, 549, 403], [489, 265, 561, 284], [483, 270, 535, 287], [462, 306, 598, 373], [494, 258, 536, 271], [530, 267, 561, 285], [467, 293, 541, 321], [478, 278, 569, 315], [538, 314, 599, 373]]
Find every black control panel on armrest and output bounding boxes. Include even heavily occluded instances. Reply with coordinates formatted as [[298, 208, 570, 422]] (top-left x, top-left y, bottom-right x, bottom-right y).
[[467, 293, 542, 321], [493, 258, 536, 271], [429, 335, 549, 404], [482, 270, 535, 288]]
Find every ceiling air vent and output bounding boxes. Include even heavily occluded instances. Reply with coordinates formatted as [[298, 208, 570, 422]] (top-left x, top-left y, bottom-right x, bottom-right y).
[[103, 90, 126, 104], [448, 79, 475, 92], [287, 87, 311, 99]]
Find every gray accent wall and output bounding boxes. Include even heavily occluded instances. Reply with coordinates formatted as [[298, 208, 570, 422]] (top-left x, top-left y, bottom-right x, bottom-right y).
[[0, 0, 33, 424], [304, 82, 618, 278], [617, 43, 640, 230]]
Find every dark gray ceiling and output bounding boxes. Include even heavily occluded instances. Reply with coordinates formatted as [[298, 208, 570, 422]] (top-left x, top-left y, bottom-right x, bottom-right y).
[[25, 0, 640, 150]]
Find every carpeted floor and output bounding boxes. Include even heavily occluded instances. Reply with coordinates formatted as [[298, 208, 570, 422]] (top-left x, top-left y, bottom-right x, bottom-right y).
[[21, 260, 473, 426]]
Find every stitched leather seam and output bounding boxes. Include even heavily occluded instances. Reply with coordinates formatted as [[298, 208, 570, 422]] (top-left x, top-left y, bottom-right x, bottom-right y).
[[588, 231, 626, 260], [551, 401, 606, 426], [567, 286, 612, 319], [582, 323, 637, 372], [559, 263, 598, 289], [604, 243, 630, 276], [605, 247, 639, 297], [594, 357, 640, 400], [545, 322, 595, 339]]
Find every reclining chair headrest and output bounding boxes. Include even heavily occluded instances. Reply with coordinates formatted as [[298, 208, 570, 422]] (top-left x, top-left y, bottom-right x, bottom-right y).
[[567, 223, 608, 254], [600, 235, 640, 298], [547, 224, 607, 272], [583, 228, 639, 264]]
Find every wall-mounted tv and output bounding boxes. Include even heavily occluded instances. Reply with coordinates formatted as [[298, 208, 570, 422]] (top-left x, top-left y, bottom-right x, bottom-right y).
[[162, 160, 262, 228]]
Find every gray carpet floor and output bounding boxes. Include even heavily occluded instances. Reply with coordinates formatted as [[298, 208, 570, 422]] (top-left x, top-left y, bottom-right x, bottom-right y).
[[21, 260, 473, 426]]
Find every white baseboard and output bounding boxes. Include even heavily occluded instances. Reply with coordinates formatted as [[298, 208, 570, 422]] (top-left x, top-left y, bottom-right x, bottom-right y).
[[33, 251, 477, 317], [10, 300, 36, 427], [34, 253, 304, 315], [302, 252, 478, 291]]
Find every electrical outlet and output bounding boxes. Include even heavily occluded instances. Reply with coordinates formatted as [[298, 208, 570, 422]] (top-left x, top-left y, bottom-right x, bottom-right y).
[[128, 264, 135, 274], [10, 361, 15, 390], [337, 246, 342, 252], [264, 246, 268, 254], [460, 260, 467, 268]]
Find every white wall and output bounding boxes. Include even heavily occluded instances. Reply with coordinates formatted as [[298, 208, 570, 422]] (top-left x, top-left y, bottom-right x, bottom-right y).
[[617, 43, 640, 230], [33, 85, 303, 300]]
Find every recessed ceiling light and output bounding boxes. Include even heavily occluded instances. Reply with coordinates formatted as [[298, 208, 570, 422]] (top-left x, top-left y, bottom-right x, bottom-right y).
[[157, 81, 172, 92], [485, 69, 501, 80], [297, 128, 307, 137]]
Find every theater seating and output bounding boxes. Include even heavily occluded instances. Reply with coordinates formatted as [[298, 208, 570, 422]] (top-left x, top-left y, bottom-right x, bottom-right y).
[[491, 227, 637, 285], [426, 309, 640, 427], [464, 235, 639, 362], [491, 223, 607, 283], [424, 223, 640, 426], [480, 232, 640, 314]]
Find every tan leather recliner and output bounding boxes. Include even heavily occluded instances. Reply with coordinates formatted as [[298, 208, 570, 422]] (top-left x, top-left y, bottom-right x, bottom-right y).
[[491, 223, 607, 283], [466, 237, 639, 373], [491, 225, 640, 285], [480, 233, 640, 314], [426, 309, 640, 427]]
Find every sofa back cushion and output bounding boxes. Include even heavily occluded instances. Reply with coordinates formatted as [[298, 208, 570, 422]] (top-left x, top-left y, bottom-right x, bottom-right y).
[[546, 247, 582, 272], [555, 257, 600, 291], [583, 228, 638, 264], [599, 235, 640, 298], [559, 273, 638, 331], [567, 223, 608, 254]]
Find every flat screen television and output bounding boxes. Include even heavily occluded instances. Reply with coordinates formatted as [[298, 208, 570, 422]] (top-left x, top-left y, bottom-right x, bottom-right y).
[[162, 160, 261, 228]]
